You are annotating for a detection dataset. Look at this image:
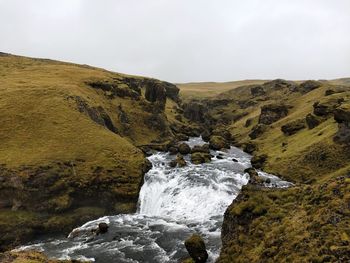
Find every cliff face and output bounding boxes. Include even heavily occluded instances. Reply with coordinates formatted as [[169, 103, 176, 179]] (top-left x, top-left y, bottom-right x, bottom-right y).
[[0, 54, 185, 251], [186, 79, 350, 262]]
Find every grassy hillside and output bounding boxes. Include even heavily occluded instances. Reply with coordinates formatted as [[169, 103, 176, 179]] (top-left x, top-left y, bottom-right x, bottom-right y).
[[177, 80, 267, 100], [0, 53, 184, 251], [180, 78, 350, 262]]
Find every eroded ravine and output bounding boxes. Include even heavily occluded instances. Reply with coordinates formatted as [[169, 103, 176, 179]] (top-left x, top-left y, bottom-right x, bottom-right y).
[[16, 137, 291, 263]]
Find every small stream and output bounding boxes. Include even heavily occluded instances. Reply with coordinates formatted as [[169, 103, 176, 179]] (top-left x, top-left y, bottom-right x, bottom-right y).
[[16, 137, 291, 262]]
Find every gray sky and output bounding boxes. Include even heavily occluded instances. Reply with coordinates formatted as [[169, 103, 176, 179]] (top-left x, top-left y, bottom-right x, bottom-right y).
[[0, 0, 349, 83]]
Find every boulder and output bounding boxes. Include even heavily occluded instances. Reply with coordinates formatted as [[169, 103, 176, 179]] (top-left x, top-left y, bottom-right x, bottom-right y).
[[249, 124, 267, 139], [251, 154, 268, 169], [191, 144, 210, 154], [305, 113, 322, 129], [281, 119, 306, 135], [178, 143, 191, 155], [259, 104, 289, 125], [97, 222, 109, 234], [209, 136, 229, 150], [299, 80, 322, 93], [191, 152, 212, 164], [184, 234, 208, 263]]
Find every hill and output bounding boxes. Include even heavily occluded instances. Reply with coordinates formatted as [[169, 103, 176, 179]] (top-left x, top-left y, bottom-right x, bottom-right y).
[[0, 53, 190, 251], [181, 78, 350, 262]]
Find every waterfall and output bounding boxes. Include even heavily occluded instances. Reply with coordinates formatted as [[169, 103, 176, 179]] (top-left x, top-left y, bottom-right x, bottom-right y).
[[15, 137, 291, 263]]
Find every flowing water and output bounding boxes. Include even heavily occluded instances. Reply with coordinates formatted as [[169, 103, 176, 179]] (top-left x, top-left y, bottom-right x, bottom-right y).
[[16, 137, 291, 262]]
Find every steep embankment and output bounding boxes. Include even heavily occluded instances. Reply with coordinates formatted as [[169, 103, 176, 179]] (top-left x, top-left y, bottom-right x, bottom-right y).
[[179, 79, 350, 262], [0, 53, 189, 252]]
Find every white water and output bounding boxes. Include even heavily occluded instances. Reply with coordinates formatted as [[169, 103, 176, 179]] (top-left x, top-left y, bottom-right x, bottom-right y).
[[15, 137, 291, 263]]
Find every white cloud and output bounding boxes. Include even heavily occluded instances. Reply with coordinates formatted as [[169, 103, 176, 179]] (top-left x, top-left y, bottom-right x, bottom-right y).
[[0, 0, 349, 82]]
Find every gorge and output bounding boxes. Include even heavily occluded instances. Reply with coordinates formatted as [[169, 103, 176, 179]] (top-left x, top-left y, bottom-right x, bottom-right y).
[[0, 53, 350, 262]]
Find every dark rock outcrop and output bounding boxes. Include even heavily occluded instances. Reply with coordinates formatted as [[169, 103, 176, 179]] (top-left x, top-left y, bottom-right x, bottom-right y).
[[333, 106, 350, 144], [250, 85, 265, 97], [184, 234, 208, 263], [144, 81, 167, 105], [245, 118, 253, 127], [72, 96, 118, 134], [243, 142, 257, 154], [259, 104, 289, 125], [249, 124, 268, 139], [299, 80, 322, 93], [251, 154, 268, 169], [306, 113, 322, 129], [281, 119, 306, 135], [183, 102, 208, 123], [313, 100, 342, 117]]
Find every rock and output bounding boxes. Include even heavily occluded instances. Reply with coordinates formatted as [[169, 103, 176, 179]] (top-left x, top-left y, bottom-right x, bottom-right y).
[[191, 152, 212, 164], [306, 113, 322, 129], [251, 154, 268, 169], [209, 136, 229, 150], [250, 85, 265, 96], [325, 89, 336, 96], [212, 127, 232, 141], [144, 81, 167, 105], [249, 124, 268, 139], [334, 106, 350, 123], [243, 142, 257, 154], [333, 106, 350, 144], [169, 160, 177, 168], [176, 154, 187, 167], [232, 158, 238, 162], [313, 99, 343, 117], [201, 130, 211, 142], [168, 146, 178, 155], [216, 155, 224, 159], [245, 168, 264, 185], [299, 80, 322, 93], [97, 222, 109, 234], [245, 118, 253, 127], [191, 144, 210, 154], [183, 102, 208, 123], [176, 133, 190, 141], [184, 234, 208, 263], [259, 104, 290, 125], [178, 143, 191, 155], [281, 119, 306, 135]]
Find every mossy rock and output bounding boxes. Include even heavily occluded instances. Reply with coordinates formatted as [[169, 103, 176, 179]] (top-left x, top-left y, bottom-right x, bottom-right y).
[[191, 152, 211, 165], [209, 135, 229, 150], [184, 234, 208, 263]]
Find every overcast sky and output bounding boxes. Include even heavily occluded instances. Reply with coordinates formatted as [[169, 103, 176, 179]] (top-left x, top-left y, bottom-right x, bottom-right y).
[[0, 0, 349, 83]]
